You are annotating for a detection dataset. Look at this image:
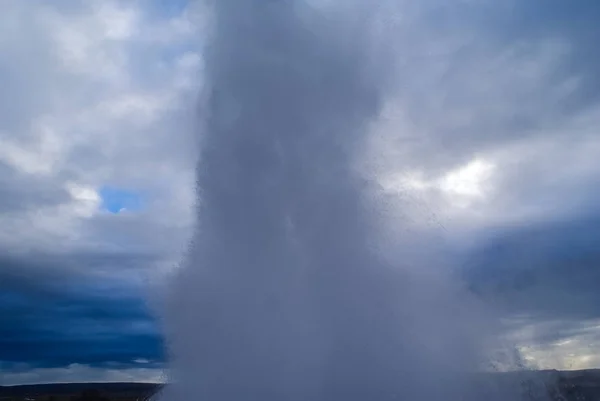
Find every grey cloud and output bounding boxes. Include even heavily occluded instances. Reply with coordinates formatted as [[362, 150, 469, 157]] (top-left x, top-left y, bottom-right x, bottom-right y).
[[463, 212, 600, 322], [0, 1, 196, 261], [494, 0, 600, 107], [368, 0, 600, 181], [0, 163, 71, 215], [0, 0, 194, 385], [0, 250, 164, 294]]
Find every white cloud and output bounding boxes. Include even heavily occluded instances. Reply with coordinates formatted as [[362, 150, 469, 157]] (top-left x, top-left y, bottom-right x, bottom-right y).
[[367, 30, 600, 234], [65, 182, 102, 218], [440, 159, 495, 201], [0, 0, 200, 256], [0, 364, 165, 386], [508, 319, 600, 371], [380, 157, 496, 213]]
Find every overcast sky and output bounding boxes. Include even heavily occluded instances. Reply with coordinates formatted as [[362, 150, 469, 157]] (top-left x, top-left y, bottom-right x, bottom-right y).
[[1, 0, 600, 386]]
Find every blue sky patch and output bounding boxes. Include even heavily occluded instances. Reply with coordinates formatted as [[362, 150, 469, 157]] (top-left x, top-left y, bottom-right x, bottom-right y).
[[99, 186, 145, 214]]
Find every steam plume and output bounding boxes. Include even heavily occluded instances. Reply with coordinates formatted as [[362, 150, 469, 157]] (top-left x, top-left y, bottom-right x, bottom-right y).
[[161, 1, 541, 400]]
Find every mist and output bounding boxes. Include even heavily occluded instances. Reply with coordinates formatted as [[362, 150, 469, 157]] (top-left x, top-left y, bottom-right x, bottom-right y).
[[160, 1, 540, 400]]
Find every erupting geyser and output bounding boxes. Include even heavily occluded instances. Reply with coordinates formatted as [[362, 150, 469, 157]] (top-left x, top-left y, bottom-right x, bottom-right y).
[[161, 1, 540, 400]]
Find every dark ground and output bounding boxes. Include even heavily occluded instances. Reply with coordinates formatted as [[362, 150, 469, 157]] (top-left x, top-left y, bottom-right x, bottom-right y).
[[0, 383, 160, 401], [1, 370, 600, 401]]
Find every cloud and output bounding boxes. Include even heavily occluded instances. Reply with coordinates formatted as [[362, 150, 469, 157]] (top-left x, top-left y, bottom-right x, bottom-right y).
[[0, 0, 201, 383], [0, 0, 201, 249], [460, 210, 600, 370], [464, 213, 600, 319], [511, 318, 600, 371], [0, 0, 200, 248], [0, 364, 164, 386], [0, 251, 164, 369], [1, 0, 600, 386], [361, 0, 600, 235]]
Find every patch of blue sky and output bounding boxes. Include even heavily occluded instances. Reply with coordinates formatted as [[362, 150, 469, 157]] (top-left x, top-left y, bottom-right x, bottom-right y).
[[99, 186, 145, 214]]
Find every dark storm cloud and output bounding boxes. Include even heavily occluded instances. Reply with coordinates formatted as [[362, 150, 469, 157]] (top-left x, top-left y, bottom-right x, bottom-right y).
[[464, 212, 600, 322], [0, 251, 164, 369]]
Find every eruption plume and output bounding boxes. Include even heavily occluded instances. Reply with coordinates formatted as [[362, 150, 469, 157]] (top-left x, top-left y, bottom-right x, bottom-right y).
[[161, 1, 546, 400]]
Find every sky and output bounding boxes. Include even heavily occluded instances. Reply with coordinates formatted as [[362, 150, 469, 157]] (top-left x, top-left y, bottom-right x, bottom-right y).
[[1, 0, 600, 386]]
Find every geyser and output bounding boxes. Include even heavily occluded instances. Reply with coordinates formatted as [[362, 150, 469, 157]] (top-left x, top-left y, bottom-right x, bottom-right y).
[[161, 1, 541, 400]]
